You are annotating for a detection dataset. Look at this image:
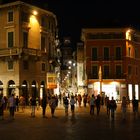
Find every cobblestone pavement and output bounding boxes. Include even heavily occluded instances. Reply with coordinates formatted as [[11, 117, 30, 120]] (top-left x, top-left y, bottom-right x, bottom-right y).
[[0, 103, 140, 140]]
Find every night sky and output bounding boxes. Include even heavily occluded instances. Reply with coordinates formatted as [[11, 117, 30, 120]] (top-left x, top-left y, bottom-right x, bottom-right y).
[[2, 0, 140, 45], [46, 0, 140, 45]]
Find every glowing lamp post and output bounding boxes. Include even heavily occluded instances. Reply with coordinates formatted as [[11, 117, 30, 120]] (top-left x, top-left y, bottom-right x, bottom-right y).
[[98, 65, 102, 95]]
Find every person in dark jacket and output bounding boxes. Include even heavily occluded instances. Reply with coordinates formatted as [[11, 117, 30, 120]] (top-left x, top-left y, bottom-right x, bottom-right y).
[[30, 96, 36, 117], [41, 96, 47, 118], [132, 96, 139, 118]]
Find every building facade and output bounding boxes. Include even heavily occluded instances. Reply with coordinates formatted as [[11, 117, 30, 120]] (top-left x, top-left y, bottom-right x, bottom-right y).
[[60, 38, 77, 95], [81, 28, 140, 100], [0, 1, 59, 103]]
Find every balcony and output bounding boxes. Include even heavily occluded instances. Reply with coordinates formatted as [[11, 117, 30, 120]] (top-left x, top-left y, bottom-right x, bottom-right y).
[[0, 47, 47, 58]]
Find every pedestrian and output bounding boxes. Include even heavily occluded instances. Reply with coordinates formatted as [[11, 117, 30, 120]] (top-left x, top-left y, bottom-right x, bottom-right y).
[[121, 96, 127, 120], [63, 96, 69, 116], [49, 95, 57, 118], [15, 96, 19, 112], [30, 96, 36, 117], [8, 94, 16, 120], [41, 95, 47, 118], [89, 94, 95, 115], [109, 96, 117, 120], [77, 94, 82, 107], [132, 96, 139, 118], [95, 94, 101, 115], [106, 96, 110, 116], [0, 93, 5, 120], [70, 95, 76, 115], [19, 95, 26, 112], [83, 94, 87, 107]]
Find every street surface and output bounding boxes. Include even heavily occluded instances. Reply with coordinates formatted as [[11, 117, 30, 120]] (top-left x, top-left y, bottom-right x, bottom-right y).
[[0, 103, 140, 140]]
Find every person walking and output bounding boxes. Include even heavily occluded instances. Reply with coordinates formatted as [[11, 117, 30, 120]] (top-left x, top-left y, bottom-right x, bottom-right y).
[[15, 96, 19, 112], [95, 94, 101, 115], [8, 94, 16, 120], [106, 96, 110, 116], [109, 96, 117, 120], [70, 95, 76, 115], [63, 96, 69, 116], [121, 96, 127, 120], [0, 93, 5, 120], [89, 94, 95, 115], [77, 94, 82, 107], [41, 95, 47, 118], [49, 95, 57, 118], [30, 96, 36, 117], [132, 95, 139, 118]]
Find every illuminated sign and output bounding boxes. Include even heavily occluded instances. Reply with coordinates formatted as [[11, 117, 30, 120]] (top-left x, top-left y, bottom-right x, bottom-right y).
[[47, 73, 57, 89]]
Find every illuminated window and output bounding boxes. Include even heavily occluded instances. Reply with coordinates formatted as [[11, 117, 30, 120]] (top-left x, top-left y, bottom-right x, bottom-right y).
[[8, 10, 13, 22]]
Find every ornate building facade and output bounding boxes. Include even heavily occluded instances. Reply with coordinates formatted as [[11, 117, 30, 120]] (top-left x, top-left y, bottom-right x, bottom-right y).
[[0, 1, 59, 103]]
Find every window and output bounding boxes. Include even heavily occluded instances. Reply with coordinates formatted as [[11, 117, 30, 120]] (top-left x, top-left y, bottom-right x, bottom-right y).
[[23, 32, 28, 48], [8, 61, 14, 70], [41, 16, 46, 27], [103, 65, 109, 79], [21, 12, 29, 22], [128, 47, 131, 57], [8, 32, 14, 48], [92, 48, 97, 61], [116, 65, 122, 78], [135, 48, 138, 58], [41, 36, 45, 51], [42, 63, 46, 71], [92, 66, 98, 79], [8, 11, 13, 22], [23, 61, 28, 70], [136, 67, 138, 75], [116, 47, 122, 60], [104, 47, 109, 60], [128, 66, 132, 75]]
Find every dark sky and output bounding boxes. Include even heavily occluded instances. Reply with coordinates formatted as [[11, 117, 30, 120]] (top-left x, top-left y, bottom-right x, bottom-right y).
[[46, 0, 140, 44], [3, 0, 140, 44]]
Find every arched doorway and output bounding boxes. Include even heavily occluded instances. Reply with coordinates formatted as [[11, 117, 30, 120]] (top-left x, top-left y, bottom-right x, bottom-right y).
[[0, 81, 3, 94], [21, 80, 29, 104], [7, 80, 16, 96], [31, 80, 38, 98]]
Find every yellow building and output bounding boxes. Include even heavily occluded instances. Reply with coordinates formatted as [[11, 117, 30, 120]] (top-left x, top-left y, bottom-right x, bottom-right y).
[[0, 1, 59, 103]]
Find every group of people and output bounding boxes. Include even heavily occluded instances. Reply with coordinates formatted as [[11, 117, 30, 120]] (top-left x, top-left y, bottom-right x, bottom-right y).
[[0, 92, 139, 121]]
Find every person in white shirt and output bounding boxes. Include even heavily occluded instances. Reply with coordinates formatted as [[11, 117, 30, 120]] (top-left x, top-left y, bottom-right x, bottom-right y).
[[70, 96, 76, 115], [8, 94, 15, 120]]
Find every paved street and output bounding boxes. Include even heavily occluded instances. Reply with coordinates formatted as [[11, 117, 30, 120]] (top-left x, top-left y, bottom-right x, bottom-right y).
[[0, 103, 140, 140]]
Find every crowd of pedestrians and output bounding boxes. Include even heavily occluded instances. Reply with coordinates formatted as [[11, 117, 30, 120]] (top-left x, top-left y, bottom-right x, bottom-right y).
[[0, 92, 139, 121]]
